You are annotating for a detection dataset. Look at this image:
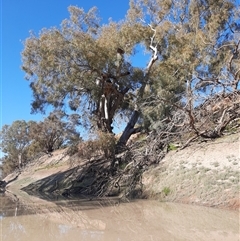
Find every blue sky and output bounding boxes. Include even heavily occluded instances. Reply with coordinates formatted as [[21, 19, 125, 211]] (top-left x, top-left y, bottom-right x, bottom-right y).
[[1, 0, 239, 131], [1, 0, 131, 129]]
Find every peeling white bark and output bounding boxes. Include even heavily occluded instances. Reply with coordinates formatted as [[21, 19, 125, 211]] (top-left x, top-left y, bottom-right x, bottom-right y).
[[146, 24, 158, 72], [99, 95, 103, 113], [104, 95, 109, 120], [96, 77, 101, 86]]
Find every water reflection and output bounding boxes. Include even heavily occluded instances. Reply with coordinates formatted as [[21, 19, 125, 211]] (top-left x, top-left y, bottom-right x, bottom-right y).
[[0, 193, 239, 241]]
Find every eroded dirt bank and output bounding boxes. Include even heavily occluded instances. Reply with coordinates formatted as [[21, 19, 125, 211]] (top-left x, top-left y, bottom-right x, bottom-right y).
[[4, 133, 240, 210], [142, 132, 240, 210]]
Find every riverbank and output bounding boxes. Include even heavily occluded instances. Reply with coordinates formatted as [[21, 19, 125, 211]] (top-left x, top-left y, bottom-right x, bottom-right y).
[[4, 132, 239, 210], [142, 132, 240, 210]]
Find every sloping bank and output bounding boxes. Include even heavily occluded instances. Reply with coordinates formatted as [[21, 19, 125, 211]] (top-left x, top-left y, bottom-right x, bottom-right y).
[[142, 132, 240, 210], [4, 132, 239, 210]]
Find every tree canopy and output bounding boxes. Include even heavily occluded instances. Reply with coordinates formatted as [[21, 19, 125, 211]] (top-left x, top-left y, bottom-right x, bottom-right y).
[[21, 0, 239, 145], [0, 112, 80, 177], [28, 111, 80, 154], [20, 2, 176, 135], [0, 120, 31, 170]]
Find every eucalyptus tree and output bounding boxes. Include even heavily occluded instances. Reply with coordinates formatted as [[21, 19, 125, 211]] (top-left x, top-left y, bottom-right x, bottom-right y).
[[21, 5, 167, 145], [0, 156, 15, 178], [21, 0, 239, 149], [28, 111, 81, 155], [0, 120, 32, 169]]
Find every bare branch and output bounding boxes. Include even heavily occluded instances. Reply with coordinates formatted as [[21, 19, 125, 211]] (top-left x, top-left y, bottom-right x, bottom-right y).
[[228, 40, 240, 72], [234, 68, 240, 80], [146, 24, 158, 72]]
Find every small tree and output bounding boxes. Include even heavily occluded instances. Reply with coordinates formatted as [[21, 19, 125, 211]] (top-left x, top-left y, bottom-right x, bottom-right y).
[[29, 111, 81, 155], [0, 112, 80, 175], [0, 156, 17, 178], [0, 120, 32, 169]]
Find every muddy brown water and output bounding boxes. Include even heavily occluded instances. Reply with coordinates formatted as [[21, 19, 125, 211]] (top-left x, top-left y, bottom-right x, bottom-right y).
[[0, 194, 239, 241]]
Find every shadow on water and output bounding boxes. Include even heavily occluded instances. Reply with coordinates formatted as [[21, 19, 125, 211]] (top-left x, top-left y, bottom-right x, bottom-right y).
[[1, 191, 120, 218], [0, 192, 239, 241]]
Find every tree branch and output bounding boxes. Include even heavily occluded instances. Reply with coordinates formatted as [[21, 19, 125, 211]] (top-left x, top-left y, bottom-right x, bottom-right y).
[[118, 24, 159, 148]]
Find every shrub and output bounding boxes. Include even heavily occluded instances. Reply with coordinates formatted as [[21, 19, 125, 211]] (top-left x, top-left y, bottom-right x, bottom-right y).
[[162, 187, 171, 196], [78, 132, 116, 159]]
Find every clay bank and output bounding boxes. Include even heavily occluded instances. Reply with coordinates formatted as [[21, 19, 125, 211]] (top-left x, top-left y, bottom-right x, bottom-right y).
[[2, 132, 240, 210]]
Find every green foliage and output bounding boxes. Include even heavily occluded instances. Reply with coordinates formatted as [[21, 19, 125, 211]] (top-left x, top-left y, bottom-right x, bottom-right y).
[[130, 0, 239, 134], [98, 132, 116, 158], [0, 112, 81, 176], [78, 131, 116, 159], [162, 186, 171, 196], [21, 4, 185, 134], [168, 143, 178, 151], [0, 156, 18, 178], [29, 111, 80, 155], [22, 6, 142, 132], [21, 1, 239, 141], [0, 120, 32, 170]]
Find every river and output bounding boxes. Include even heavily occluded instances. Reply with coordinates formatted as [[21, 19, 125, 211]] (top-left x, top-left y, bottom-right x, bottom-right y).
[[0, 193, 239, 241]]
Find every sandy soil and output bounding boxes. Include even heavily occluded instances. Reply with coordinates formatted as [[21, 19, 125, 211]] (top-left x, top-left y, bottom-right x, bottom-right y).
[[143, 132, 240, 210], [4, 149, 72, 195]]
